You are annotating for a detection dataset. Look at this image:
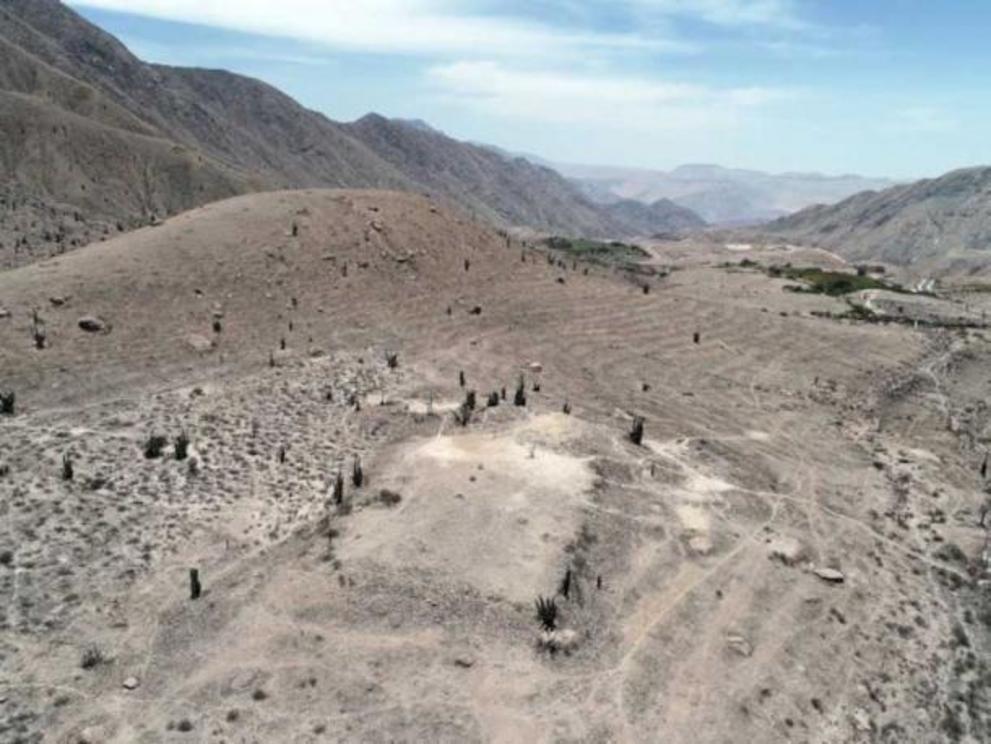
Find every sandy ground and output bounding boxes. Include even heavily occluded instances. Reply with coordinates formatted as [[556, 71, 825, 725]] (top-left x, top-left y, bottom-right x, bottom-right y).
[[1, 190, 989, 743]]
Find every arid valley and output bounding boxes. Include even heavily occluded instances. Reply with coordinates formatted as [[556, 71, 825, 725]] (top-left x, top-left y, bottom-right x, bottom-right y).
[[2, 2, 991, 743]]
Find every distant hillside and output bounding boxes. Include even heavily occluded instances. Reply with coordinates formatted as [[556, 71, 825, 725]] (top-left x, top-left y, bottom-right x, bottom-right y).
[[0, 0, 702, 268], [763, 166, 991, 269], [344, 114, 634, 239], [600, 197, 706, 236], [556, 161, 896, 226]]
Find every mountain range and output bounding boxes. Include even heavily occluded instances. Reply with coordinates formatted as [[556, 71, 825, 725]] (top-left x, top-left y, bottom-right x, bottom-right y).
[[0, 0, 706, 268], [554, 162, 897, 226], [761, 165, 991, 273]]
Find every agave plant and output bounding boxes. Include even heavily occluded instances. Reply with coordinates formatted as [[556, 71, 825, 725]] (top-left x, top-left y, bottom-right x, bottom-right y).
[[535, 596, 558, 631]]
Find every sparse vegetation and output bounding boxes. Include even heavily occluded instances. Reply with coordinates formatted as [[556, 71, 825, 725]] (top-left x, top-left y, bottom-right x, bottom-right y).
[[542, 237, 648, 268], [189, 568, 201, 600], [453, 400, 472, 427], [535, 596, 558, 631], [61, 454, 73, 481], [630, 416, 645, 446], [174, 431, 190, 461], [352, 455, 364, 488], [143, 434, 167, 459], [80, 646, 106, 670], [514, 375, 527, 407], [0, 390, 14, 415], [768, 265, 908, 296], [379, 489, 402, 506]]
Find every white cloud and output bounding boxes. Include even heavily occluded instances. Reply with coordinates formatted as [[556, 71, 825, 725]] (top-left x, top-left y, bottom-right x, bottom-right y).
[[628, 0, 806, 29], [427, 60, 791, 130], [75, 0, 694, 58]]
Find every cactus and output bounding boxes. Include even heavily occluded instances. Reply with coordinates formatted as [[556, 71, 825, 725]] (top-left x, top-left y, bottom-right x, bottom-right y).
[[144, 434, 167, 459], [453, 401, 472, 427], [175, 431, 190, 461], [190, 568, 202, 600], [629, 416, 645, 446], [514, 375, 527, 407], [352, 456, 364, 488]]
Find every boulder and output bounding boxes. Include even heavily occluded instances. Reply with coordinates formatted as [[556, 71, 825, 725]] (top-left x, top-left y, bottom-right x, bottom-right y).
[[78, 316, 109, 333], [726, 634, 753, 657], [813, 567, 845, 583], [122, 676, 140, 690], [538, 628, 580, 654], [768, 536, 807, 566]]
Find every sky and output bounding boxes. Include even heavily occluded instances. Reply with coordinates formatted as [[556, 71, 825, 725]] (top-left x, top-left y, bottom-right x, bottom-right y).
[[69, 1, 991, 179]]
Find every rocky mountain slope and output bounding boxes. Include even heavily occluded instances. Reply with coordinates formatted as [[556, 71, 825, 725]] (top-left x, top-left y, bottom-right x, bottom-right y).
[[598, 196, 706, 236], [763, 166, 991, 270], [0, 0, 700, 268], [344, 113, 631, 239], [559, 161, 895, 225]]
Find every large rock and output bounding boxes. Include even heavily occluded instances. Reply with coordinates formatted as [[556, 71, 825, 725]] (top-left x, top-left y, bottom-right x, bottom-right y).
[[768, 536, 808, 566], [813, 567, 846, 583], [78, 315, 109, 333]]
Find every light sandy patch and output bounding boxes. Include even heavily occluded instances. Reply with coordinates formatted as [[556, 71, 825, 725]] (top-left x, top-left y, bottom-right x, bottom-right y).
[[725, 243, 753, 252], [341, 414, 594, 603], [404, 398, 461, 415]]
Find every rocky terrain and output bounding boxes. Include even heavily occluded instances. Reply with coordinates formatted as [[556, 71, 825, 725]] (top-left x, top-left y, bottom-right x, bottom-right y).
[[760, 167, 991, 274], [1, 191, 989, 743], [0, 0, 701, 270]]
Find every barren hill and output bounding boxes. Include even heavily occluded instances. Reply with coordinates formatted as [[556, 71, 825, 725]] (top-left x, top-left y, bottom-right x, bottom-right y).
[[2, 190, 988, 742], [763, 166, 991, 271]]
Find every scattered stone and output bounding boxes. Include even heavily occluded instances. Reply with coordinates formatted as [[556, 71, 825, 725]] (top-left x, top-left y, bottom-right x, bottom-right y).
[[726, 634, 753, 657], [688, 535, 713, 556], [0, 307, 10, 319], [122, 676, 140, 690], [851, 707, 873, 733], [185, 333, 215, 353], [50, 295, 68, 307], [538, 628, 580, 654], [768, 536, 807, 566], [453, 656, 475, 669], [813, 567, 845, 583], [78, 315, 109, 333]]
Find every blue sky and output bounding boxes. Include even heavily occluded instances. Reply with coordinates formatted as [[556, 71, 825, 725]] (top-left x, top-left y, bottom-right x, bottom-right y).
[[70, 1, 990, 179]]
